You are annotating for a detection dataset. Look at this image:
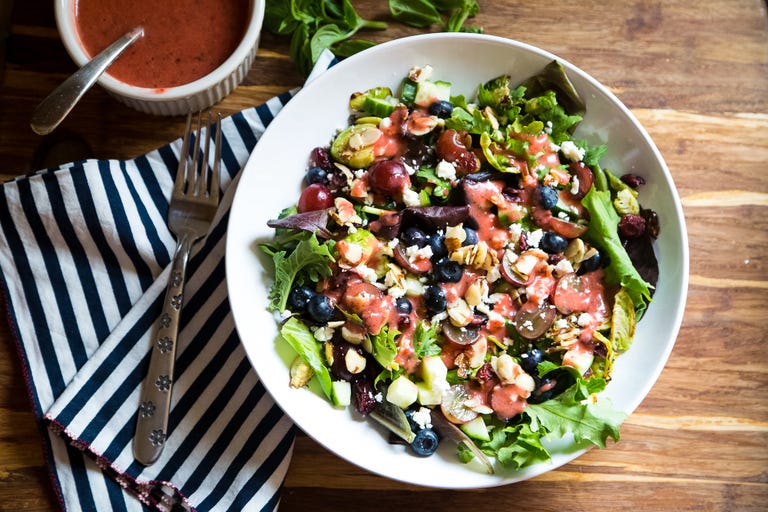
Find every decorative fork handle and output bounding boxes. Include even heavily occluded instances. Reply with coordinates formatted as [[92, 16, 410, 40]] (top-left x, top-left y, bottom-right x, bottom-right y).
[[133, 233, 194, 466]]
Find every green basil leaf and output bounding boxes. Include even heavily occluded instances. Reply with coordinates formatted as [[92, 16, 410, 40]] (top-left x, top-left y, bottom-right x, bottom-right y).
[[389, 0, 442, 27]]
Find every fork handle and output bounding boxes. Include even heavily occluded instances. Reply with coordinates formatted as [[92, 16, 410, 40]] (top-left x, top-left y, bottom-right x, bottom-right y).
[[133, 234, 194, 466]]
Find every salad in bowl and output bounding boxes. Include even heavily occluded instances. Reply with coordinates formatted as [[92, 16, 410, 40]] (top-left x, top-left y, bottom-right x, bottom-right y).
[[226, 33, 687, 488], [260, 62, 658, 471]]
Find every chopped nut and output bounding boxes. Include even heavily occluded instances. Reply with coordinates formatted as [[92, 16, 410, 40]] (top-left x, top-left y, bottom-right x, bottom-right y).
[[345, 349, 367, 374], [450, 241, 499, 272], [494, 353, 517, 384], [447, 298, 473, 327], [359, 126, 382, 146], [444, 224, 466, 252], [464, 278, 488, 307], [312, 325, 335, 342], [289, 356, 314, 388], [341, 323, 367, 344]]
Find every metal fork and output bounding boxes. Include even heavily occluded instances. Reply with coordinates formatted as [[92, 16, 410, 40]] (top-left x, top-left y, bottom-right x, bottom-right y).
[[133, 111, 221, 466]]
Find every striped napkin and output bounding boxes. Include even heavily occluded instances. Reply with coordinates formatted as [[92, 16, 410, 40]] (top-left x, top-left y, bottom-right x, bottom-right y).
[[0, 51, 335, 511]]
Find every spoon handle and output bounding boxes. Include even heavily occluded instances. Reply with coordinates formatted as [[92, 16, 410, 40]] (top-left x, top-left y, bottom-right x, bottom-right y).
[[30, 26, 144, 135]]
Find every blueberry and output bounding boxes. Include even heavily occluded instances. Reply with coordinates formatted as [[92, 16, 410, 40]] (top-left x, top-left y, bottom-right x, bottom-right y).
[[395, 297, 413, 315], [528, 370, 572, 404], [305, 166, 328, 185], [306, 294, 334, 323], [428, 234, 448, 261], [410, 427, 439, 456], [427, 100, 453, 119], [519, 348, 544, 374], [424, 285, 447, 313], [433, 258, 462, 283], [539, 232, 568, 254], [288, 285, 315, 311], [579, 251, 602, 273], [462, 227, 479, 246], [537, 186, 559, 210], [401, 227, 428, 248]]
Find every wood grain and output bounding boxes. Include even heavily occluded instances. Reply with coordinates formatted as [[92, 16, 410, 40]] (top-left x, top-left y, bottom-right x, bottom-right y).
[[1, 1, 767, 511]]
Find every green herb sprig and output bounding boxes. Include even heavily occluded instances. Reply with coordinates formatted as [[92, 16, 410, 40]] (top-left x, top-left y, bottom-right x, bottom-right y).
[[264, 0, 482, 76]]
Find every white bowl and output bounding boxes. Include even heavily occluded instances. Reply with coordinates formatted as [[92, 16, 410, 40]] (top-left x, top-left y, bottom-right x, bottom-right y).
[[54, 0, 264, 116], [226, 33, 689, 488]]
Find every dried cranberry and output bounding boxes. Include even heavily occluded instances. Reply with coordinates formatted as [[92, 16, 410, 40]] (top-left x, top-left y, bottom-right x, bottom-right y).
[[475, 363, 495, 384], [620, 173, 646, 189], [641, 208, 660, 238], [548, 253, 565, 265], [310, 147, 334, 172], [618, 214, 647, 239], [352, 378, 377, 415]]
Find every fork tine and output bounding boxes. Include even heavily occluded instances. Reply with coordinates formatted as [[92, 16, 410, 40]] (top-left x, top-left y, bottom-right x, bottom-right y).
[[210, 113, 221, 201], [175, 112, 193, 195], [199, 111, 212, 197], [189, 111, 203, 195]]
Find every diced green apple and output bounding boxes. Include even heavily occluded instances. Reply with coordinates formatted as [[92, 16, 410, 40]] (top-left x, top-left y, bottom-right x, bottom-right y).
[[460, 416, 490, 442], [332, 380, 351, 407], [386, 375, 418, 409]]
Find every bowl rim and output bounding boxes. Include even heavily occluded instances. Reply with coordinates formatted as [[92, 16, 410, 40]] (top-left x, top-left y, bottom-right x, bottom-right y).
[[53, 0, 265, 102], [226, 32, 690, 488]]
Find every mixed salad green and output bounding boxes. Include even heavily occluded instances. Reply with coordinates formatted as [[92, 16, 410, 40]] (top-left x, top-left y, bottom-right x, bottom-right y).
[[260, 61, 660, 472]]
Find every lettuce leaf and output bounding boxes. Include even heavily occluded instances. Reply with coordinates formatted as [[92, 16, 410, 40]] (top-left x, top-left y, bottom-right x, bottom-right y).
[[412, 320, 442, 358], [371, 325, 399, 370], [481, 422, 551, 470], [280, 317, 340, 405], [582, 186, 652, 314], [524, 375, 626, 449], [264, 233, 335, 312]]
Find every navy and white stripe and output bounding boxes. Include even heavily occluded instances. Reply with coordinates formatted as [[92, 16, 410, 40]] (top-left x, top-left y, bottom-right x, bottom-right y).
[[0, 50, 336, 512]]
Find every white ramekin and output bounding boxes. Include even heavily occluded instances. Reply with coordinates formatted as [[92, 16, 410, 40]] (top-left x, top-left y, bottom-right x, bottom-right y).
[[54, 0, 265, 116]]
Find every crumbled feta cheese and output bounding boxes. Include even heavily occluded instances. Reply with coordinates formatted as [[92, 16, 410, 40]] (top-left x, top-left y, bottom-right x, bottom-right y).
[[408, 64, 433, 82], [557, 211, 570, 220], [405, 244, 433, 262], [379, 117, 392, 129], [507, 223, 523, 244], [431, 312, 448, 324], [354, 264, 378, 283], [560, 140, 585, 162], [435, 159, 457, 180], [577, 312, 594, 327], [554, 318, 569, 330], [545, 120, 553, 134], [570, 175, 580, 195], [554, 258, 574, 277], [411, 407, 433, 430], [526, 229, 544, 248], [402, 188, 422, 207], [403, 162, 417, 176]]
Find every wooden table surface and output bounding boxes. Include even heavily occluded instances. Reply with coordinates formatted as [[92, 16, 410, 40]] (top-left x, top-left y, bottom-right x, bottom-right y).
[[1, 1, 767, 511]]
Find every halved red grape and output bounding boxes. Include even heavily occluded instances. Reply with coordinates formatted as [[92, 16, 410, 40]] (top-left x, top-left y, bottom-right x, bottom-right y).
[[441, 321, 480, 346], [367, 159, 411, 196], [298, 183, 334, 213], [514, 300, 556, 340]]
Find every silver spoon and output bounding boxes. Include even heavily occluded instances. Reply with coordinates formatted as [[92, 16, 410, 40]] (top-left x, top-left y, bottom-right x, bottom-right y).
[[30, 26, 144, 135]]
